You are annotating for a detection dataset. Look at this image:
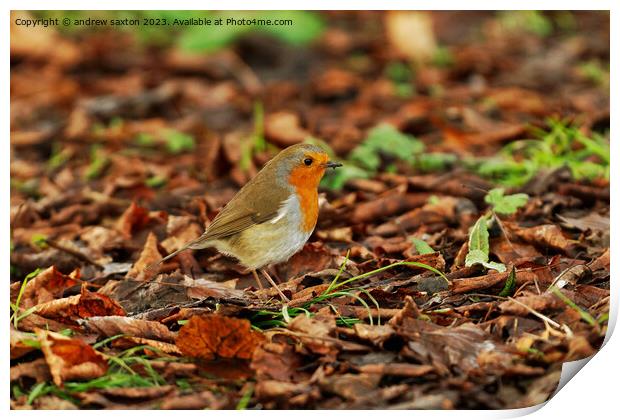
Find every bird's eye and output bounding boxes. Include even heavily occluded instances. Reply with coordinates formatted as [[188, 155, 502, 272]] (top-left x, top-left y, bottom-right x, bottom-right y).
[[303, 157, 313, 166]]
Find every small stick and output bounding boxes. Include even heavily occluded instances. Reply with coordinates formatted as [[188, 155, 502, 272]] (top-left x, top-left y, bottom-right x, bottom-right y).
[[45, 239, 104, 269]]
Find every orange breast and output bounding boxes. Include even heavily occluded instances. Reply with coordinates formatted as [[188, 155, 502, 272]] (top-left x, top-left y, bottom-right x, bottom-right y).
[[295, 185, 318, 232], [288, 166, 322, 233]]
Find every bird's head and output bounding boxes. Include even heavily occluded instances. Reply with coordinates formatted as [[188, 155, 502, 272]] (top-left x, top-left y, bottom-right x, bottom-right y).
[[272, 143, 341, 191]]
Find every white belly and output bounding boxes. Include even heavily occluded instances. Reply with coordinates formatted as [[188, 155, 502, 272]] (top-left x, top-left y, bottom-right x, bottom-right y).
[[212, 193, 314, 269]]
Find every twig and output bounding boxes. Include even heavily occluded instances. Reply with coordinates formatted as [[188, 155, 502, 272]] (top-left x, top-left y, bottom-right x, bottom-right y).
[[45, 239, 104, 269], [506, 297, 561, 329]]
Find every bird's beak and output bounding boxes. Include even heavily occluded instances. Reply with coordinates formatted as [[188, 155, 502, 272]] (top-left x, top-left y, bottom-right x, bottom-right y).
[[323, 161, 342, 169]]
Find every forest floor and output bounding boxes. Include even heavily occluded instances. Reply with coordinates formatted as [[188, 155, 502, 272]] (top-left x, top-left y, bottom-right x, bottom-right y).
[[10, 11, 610, 409]]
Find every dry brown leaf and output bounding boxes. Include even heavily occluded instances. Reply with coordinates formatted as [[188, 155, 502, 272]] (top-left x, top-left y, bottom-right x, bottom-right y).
[[10, 327, 39, 359], [357, 363, 434, 377], [127, 232, 162, 280], [83, 315, 177, 343], [19, 266, 79, 309], [34, 284, 125, 323], [589, 248, 610, 272], [176, 314, 264, 360], [116, 201, 166, 239], [183, 276, 245, 300], [255, 380, 315, 403], [100, 385, 175, 400], [287, 314, 338, 355], [385, 11, 437, 63], [111, 336, 182, 356], [498, 292, 565, 316], [10, 358, 52, 383], [159, 390, 222, 410], [15, 313, 74, 333], [388, 295, 422, 327], [319, 373, 382, 401], [160, 215, 203, 253], [313, 68, 359, 99], [36, 329, 108, 386], [353, 323, 396, 347], [490, 236, 539, 264], [558, 212, 609, 233], [451, 270, 538, 294], [251, 341, 306, 381], [351, 193, 428, 224], [80, 226, 125, 254], [315, 226, 353, 242], [264, 111, 310, 146], [33, 395, 78, 410], [509, 223, 580, 254]]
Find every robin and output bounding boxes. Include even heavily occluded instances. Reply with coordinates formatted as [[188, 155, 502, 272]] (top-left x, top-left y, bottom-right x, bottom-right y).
[[154, 143, 341, 301]]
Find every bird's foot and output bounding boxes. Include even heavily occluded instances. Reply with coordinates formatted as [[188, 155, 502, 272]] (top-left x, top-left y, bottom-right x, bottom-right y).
[[260, 269, 290, 302]]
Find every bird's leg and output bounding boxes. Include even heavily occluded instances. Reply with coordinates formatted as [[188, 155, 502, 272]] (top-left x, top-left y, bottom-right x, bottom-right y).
[[260, 269, 290, 302], [251, 269, 264, 290]]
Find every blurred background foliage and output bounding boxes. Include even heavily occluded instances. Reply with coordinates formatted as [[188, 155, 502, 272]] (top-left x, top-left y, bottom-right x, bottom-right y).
[[23, 10, 610, 191]]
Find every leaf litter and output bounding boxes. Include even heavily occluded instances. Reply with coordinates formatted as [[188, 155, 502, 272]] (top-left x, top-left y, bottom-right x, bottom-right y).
[[10, 10, 609, 410]]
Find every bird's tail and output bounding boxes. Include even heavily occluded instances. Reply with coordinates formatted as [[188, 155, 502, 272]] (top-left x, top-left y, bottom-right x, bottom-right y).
[[144, 234, 207, 274]]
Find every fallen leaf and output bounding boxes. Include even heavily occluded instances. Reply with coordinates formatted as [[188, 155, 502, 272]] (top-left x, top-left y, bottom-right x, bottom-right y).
[[36, 329, 108, 386], [160, 215, 203, 253], [251, 341, 307, 381], [33, 395, 78, 410], [255, 380, 315, 404], [19, 266, 79, 309], [10, 327, 39, 359], [558, 212, 609, 233], [264, 111, 310, 146], [352, 323, 396, 347], [116, 201, 166, 239], [490, 236, 539, 264], [83, 315, 177, 343], [159, 390, 222, 410], [126, 232, 163, 280], [100, 385, 175, 400], [351, 193, 428, 224], [34, 284, 125, 324], [385, 11, 437, 63], [498, 292, 564, 316], [319, 373, 382, 401], [451, 270, 538, 294], [10, 358, 52, 383], [176, 314, 264, 360], [509, 223, 580, 255], [288, 314, 338, 355], [183, 275, 245, 300], [357, 363, 434, 377], [111, 336, 182, 356]]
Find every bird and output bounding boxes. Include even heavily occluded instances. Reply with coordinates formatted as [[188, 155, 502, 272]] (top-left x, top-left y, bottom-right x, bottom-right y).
[[152, 143, 341, 301]]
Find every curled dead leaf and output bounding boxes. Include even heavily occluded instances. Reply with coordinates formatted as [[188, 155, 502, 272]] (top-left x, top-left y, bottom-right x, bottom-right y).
[[111, 336, 181, 356], [36, 329, 108, 386], [116, 201, 166, 239], [83, 315, 177, 343], [34, 284, 125, 324], [19, 266, 79, 309], [127, 232, 162, 280]]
